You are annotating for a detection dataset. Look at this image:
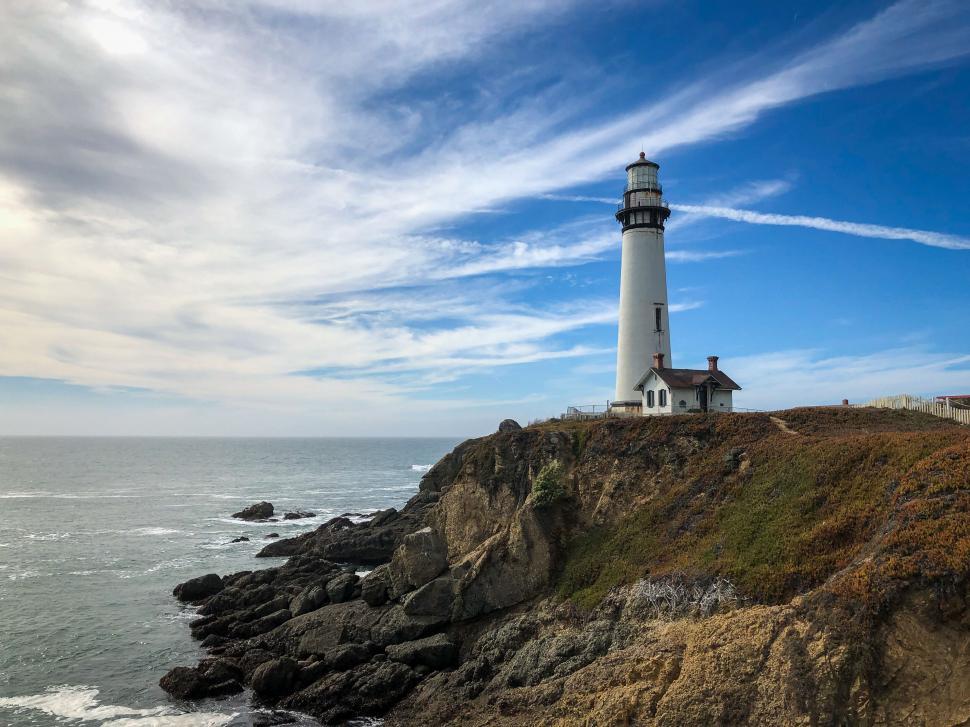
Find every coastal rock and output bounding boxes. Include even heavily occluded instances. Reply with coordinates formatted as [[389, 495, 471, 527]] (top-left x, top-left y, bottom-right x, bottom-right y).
[[159, 666, 208, 699], [370, 605, 440, 647], [281, 660, 419, 723], [387, 527, 448, 598], [324, 641, 380, 671], [498, 419, 522, 433], [229, 608, 291, 639], [283, 511, 315, 520], [256, 499, 436, 562], [173, 573, 224, 602], [233, 501, 274, 520], [401, 576, 455, 622], [251, 657, 300, 698], [361, 566, 391, 606], [230, 536, 250, 543], [325, 572, 359, 604], [251, 712, 299, 727], [290, 584, 328, 617], [386, 633, 457, 670], [265, 532, 280, 539], [159, 663, 242, 699], [368, 507, 398, 527]]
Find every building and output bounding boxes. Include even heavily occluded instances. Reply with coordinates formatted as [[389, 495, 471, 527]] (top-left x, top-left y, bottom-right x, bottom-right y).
[[634, 354, 740, 414], [611, 153, 740, 415]]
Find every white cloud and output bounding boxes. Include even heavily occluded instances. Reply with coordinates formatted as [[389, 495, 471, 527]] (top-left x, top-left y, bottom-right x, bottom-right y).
[[670, 204, 970, 250], [726, 347, 970, 410]]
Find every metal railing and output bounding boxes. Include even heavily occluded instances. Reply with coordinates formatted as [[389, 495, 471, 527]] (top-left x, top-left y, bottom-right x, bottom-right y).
[[617, 198, 670, 212]]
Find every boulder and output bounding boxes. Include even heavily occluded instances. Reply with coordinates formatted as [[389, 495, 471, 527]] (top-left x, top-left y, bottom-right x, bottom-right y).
[[252, 711, 299, 727], [173, 573, 224, 602], [201, 633, 228, 649], [369, 604, 440, 647], [159, 666, 208, 699], [283, 510, 316, 520], [230, 536, 250, 543], [368, 507, 398, 527], [361, 566, 391, 607], [402, 576, 456, 622], [290, 584, 329, 617], [265, 532, 280, 539], [251, 657, 300, 698], [386, 632, 458, 669], [388, 527, 448, 598], [498, 418, 522, 433], [281, 660, 418, 723], [324, 641, 380, 671], [158, 664, 242, 699], [229, 609, 291, 638], [326, 572, 359, 604], [233, 501, 274, 520], [238, 648, 276, 678]]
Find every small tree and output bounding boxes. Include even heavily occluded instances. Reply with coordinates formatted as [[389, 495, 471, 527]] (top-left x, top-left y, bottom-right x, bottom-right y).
[[532, 460, 566, 508]]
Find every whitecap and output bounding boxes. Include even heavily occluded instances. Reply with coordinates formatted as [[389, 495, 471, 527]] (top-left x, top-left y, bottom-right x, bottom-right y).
[[8, 569, 43, 581], [131, 527, 180, 536], [410, 464, 432, 472], [0, 685, 236, 725], [26, 532, 72, 541]]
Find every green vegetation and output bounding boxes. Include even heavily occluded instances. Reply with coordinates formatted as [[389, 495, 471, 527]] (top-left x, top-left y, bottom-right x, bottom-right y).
[[532, 460, 566, 508], [556, 409, 970, 612]]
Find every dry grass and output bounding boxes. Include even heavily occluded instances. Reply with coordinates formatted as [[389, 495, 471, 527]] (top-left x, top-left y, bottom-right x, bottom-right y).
[[553, 408, 970, 611]]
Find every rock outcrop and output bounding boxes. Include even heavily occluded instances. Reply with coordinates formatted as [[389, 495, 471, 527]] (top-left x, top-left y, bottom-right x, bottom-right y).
[[233, 502, 275, 520], [163, 408, 970, 725]]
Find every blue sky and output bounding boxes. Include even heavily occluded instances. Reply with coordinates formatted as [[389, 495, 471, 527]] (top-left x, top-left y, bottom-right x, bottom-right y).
[[0, 0, 968, 436]]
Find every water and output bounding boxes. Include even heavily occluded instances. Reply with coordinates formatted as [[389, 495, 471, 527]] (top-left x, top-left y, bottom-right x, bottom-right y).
[[0, 437, 460, 726]]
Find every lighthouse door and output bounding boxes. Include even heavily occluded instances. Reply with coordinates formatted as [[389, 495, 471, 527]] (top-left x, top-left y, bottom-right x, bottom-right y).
[[698, 385, 708, 412]]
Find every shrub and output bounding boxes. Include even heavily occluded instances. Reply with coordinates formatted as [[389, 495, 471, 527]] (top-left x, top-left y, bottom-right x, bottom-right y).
[[532, 460, 566, 508]]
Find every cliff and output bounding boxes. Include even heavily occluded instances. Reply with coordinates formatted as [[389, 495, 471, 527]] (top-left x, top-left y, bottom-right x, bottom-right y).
[[164, 408, 970, 725]]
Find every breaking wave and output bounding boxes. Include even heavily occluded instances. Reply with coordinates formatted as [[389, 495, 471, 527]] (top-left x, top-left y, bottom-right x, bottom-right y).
[[410, 464, 432, 472], [0, 685, 236, 726]]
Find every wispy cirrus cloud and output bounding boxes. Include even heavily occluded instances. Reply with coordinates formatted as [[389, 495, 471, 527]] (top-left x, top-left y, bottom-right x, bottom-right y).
[[726, 347, 970, 410], [670, 205, 970, 250]]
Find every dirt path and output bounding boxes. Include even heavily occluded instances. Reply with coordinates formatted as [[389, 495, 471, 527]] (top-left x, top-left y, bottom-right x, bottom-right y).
[[770, 416, 800, 435]]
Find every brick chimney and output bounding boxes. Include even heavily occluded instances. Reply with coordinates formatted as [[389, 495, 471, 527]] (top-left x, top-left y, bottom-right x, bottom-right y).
[[653, 352, 665, 370], [707, 355, 719, 372]]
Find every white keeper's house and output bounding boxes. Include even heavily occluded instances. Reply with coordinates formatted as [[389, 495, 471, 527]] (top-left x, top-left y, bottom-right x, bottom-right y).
[[610, 153, 741, 416]]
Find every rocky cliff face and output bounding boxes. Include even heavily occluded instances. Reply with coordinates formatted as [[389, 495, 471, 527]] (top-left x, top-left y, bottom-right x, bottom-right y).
[[163, 409, 970, 725]]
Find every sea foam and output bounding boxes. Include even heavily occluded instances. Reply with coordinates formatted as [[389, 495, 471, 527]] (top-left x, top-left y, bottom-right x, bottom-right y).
[[0, 685, 236, 726]]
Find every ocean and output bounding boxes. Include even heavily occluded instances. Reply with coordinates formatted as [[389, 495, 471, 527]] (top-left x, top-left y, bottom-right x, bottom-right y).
[[0, 436, 462, 726]]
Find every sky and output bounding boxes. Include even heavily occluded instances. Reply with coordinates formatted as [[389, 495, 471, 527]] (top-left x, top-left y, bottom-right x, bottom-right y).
[[1, 0, 969, 437]]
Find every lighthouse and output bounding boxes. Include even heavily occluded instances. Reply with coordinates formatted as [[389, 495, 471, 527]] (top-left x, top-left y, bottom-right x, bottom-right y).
[[612, 152, 672, 411]]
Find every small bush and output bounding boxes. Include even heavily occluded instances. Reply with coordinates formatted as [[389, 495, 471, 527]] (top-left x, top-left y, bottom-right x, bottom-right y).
[[533, 460, 566, 508], [624, 576, 738, 620]]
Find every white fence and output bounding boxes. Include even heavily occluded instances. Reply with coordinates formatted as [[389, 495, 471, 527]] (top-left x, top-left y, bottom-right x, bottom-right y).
[[855, 394, 970, 426]]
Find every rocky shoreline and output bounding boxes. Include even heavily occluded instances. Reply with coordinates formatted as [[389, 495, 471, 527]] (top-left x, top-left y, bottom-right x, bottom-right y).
[[163, 410, 970, 725]]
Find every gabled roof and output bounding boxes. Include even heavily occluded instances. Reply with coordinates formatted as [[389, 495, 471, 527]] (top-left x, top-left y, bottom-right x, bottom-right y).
[[634, 367, 742, 392]]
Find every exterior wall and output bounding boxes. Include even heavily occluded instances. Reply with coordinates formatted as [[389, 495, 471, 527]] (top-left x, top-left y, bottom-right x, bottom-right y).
[[639, 374, 679, 416], [669, 388, 695, 414], [614, 226, 671, 403], [711, 389, 733, 411]]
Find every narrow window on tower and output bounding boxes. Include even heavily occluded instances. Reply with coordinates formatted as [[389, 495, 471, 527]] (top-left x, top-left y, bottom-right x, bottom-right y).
[[655, 306, 662, 332]]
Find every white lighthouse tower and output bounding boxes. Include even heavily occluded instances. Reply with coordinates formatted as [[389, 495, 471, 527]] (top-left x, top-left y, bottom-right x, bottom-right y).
[[612, 152, 672, 411]]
